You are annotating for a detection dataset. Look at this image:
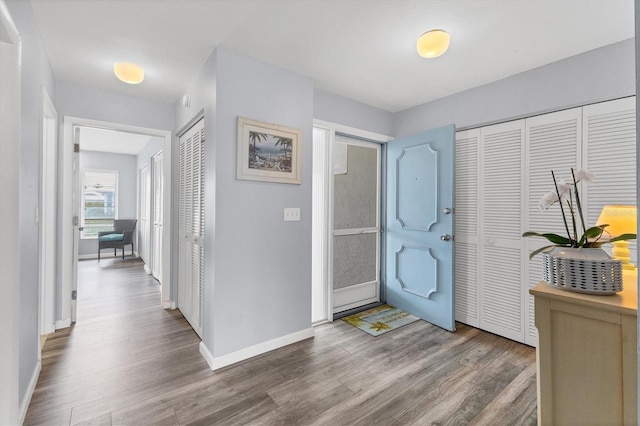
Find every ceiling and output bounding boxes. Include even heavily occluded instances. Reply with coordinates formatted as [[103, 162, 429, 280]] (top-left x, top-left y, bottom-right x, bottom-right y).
[[30, 0, 634, 113], [79, 126, 153, 155]]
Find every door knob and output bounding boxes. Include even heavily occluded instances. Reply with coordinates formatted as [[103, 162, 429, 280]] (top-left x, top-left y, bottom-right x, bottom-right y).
[[443, 208, 452, 214], [440, 234, 451, 241]]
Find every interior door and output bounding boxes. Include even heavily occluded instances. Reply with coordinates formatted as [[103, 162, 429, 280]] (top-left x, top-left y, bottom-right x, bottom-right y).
[[152, 151, 164, 282], [139, 164, 150, 267], [332, 136, 381, 313], [71, 127, 80, 323], [385, 124, 456, 331]]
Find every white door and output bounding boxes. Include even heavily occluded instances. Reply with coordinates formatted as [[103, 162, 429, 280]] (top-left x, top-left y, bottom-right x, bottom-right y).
[[178, 118, 205, 337], [39, 88, 57, 336], [139, 164, 150, 269], [71, 126, 80, 323], [152, 151, 164, 282], [331, 136, 381, 313]]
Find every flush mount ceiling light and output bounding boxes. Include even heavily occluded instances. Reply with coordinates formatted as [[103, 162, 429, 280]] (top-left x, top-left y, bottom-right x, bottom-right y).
[[416, 29, 450, 58], [113, 62, 144, 84]]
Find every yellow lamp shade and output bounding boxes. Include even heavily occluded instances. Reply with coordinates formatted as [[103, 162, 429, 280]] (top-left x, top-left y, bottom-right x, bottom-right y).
[[416, 29, 450, 58], [596, 205, 637, 238], [113, 62, 144, 84]]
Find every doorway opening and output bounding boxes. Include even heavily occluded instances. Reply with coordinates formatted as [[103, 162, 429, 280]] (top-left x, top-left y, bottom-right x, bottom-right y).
[[60, 117, 172, 325], [311, 121, 392, 324]]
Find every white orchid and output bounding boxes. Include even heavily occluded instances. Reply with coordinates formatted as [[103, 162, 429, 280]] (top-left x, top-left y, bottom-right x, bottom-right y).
[[524, 168, 634, 259]]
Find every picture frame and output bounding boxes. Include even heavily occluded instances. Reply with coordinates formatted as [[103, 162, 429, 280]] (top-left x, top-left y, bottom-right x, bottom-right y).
[[236, 117, 302, 184]]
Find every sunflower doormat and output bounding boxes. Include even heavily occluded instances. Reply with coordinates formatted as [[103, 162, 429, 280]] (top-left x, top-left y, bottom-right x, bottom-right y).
[[341, 304, 420, 336]]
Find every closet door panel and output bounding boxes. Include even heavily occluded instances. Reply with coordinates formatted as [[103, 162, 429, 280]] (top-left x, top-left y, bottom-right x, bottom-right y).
[[583, 97, 637, 264], [524, 108, 581, 346], [479, 121, 525, 342], [178, 118, 205, 338], [454, 129, 480, 326]]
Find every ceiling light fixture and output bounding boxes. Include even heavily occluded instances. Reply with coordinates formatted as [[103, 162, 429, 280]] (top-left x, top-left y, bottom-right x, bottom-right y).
[[113, 62, 144, 84], [416, 29, 450, 59]]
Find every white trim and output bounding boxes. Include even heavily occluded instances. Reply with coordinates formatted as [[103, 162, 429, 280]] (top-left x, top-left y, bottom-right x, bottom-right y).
[[62, 117, 172, 324], [333, 281, 379, 313], [313, 119, 393, 143], [201, 328, 315, 371], [78, 253, 138, 260], [162, 300, 176, 309], [0, 2, 21, 422], [55, 318, 71, 330], [18, 360, 41, 426], [39, 86, 57, 341]]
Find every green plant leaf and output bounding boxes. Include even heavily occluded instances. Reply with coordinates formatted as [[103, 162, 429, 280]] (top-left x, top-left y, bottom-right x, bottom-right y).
[[584, 225, 606, 238], [610, 233, 637, 242], [522, 231, 572, 245]]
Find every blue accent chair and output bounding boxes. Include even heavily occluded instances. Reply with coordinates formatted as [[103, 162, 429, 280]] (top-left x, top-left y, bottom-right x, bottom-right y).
[[98, 219, 137, 261]]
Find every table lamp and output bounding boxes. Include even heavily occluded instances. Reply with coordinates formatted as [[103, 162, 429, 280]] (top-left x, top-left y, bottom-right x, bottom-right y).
[[596, 205, 637, 270]]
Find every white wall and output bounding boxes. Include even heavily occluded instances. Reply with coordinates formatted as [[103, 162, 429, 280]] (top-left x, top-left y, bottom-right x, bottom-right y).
[[4, 0, 56, 411], [78, 151, 138, 256], [393, 38, 636, 136]]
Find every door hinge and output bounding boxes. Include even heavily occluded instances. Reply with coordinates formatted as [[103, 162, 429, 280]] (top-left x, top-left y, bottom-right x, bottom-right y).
[[73, 216, 79, 226], [72, 290, 77, 300], [74, 143, 80, 153]]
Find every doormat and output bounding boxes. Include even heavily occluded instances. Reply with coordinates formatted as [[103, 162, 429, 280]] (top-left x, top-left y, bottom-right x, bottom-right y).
[[341, 304, 420, 336]]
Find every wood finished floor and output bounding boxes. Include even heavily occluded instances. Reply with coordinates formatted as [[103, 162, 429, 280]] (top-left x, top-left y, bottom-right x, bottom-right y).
[[26, 258, 537, 425]]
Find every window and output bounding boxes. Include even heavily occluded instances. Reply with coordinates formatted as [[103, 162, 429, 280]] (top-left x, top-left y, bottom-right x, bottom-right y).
[[81, 169, 118, 238]]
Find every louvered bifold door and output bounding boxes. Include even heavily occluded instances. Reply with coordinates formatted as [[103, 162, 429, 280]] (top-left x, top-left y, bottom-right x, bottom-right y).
[[178, 118, 205, 338], [454, 129, 480, 327], [582, 97, 637, 264], [524, 109, 581, 346], [479, 120, 526, 342]]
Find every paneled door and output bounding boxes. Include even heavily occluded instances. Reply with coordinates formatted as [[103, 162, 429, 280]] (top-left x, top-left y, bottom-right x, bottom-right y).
[[152, 151, 164, 282], [332, 136, 381, 313], [385, 124, 456, 331]]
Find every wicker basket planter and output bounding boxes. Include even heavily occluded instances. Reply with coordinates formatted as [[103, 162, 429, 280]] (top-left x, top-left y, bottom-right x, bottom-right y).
[[541, 247, 623, 295]]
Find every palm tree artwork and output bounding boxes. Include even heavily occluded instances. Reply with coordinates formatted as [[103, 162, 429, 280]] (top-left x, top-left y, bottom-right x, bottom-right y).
[[247, 131, 293, 172]]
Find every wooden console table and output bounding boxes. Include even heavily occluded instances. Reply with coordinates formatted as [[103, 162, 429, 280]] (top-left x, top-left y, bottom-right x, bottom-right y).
[[530, 270, 637, 425]]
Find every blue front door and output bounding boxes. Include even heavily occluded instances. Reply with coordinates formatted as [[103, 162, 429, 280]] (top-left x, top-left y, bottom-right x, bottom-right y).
[[385, 124, 456, 331]]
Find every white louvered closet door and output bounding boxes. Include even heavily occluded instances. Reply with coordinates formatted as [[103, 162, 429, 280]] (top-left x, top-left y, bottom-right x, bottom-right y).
[[479, 120, 526, 343], [454, 129, 480, 327], [524, 109, 581, 346], [179, 118, 205, 338], [582, 97, 637, 264]]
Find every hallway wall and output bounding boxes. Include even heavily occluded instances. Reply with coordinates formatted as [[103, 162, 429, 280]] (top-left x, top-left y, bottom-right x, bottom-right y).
[[4, 0, 56, 412]]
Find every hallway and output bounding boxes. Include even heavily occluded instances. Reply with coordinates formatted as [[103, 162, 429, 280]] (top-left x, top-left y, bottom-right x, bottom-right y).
[[25, 259, 536, 425]]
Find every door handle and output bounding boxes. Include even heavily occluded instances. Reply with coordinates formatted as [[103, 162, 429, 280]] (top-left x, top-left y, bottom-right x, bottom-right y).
[[440, 234, 451, 241]]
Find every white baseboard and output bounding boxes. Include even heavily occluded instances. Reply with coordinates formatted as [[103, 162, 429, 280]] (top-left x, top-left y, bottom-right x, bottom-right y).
[[79, 252, 138, 260], [162, 300, 176, 309], [144, 264, 152, 275], [19, 360, 41, 425], [201, 328, 314, 371], [55, 318, 71, 330]]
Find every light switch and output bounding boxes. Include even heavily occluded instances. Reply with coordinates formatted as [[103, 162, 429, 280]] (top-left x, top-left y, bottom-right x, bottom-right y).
[[284, 207, 300, 222]]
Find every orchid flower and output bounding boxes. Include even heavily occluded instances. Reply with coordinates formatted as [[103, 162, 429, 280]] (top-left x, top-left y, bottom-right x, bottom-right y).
[[523, 168, 636, 259]]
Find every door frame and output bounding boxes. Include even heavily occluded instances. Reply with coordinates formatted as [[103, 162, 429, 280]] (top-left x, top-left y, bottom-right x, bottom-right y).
[[61, 117, 173, 325], [311, 120, 392, 323], [39, 86, 57, 337]]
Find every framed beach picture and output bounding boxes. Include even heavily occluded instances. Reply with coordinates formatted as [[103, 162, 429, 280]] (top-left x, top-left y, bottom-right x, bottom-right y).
[[236, 117, 302, 184]]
